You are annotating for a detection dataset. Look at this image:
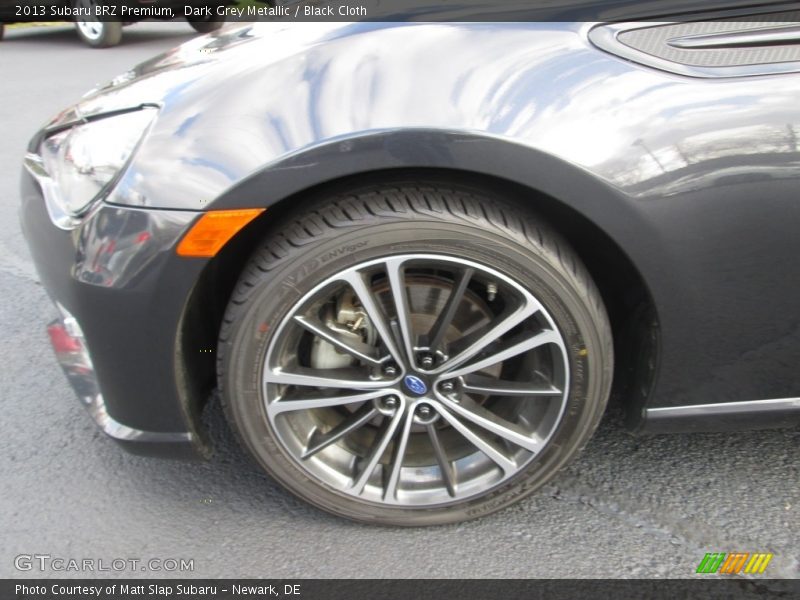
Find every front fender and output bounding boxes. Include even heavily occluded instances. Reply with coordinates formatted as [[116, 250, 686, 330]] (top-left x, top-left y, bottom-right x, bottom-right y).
[[98, 20, 800, 415]]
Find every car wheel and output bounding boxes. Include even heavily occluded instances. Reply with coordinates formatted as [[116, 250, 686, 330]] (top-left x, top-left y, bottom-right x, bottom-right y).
[[218, 182, 613, 525], [186, 14, 225, 34], [74, 0, 122, 48]]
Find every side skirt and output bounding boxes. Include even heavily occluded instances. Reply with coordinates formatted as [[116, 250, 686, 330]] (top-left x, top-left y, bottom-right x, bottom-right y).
[[642, 398, 800, 434]]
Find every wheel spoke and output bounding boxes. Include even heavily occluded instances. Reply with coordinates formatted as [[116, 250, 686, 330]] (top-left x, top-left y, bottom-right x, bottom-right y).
[[265, 366, 390, 390], [302, 404, 380, 459], [426, 267, 474, 353], [438, 396, 544, 454], [350, 402, 406, 494], [445, 329, 563, 379], [427, 422, 456, 497], [383, 408, 417, 500], [339, 270, 405, 367], [293, 315, 384, 367], [435, 404, 517, 475], [434, 297, 541, 375], [267, 389, 390, 416], [384, 257, 416, 364], [462, 374, 562, 397]]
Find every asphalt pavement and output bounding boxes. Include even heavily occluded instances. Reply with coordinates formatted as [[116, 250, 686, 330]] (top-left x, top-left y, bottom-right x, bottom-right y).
[[0, 22, 798, 581]]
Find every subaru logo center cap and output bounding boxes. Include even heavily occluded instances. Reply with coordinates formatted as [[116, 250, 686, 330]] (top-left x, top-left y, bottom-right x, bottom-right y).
[[403, 375, 428, 396]]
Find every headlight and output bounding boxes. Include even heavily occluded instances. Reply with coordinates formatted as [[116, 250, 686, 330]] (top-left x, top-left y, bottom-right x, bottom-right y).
[[25, 108, 156, 228]]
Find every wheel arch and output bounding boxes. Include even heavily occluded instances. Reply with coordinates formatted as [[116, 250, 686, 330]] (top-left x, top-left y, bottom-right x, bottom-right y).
[[178, 135, 662, 444]]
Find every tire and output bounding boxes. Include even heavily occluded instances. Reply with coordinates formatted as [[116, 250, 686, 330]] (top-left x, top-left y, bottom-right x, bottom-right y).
[[186, 15, 225, 34], [218, 181, 613, 526], [74, 16, 122, 48]]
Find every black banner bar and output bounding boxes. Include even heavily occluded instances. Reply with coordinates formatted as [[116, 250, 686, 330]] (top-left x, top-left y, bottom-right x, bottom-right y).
[[3, 579, 800, 600], [1, 0, 798, 23]]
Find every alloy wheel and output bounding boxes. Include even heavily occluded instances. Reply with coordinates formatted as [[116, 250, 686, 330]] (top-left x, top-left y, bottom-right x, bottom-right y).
[[262, 254, 570, 507]]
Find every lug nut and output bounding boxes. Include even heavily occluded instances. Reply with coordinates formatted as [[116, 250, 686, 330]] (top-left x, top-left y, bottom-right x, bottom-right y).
[[384, 396, 398, 409], [487, 282, 498, 302], [419, 354, 434, 369], [418, 405, 432, 418], [440, 381, 454, 392], [383, 364, 398, 377]]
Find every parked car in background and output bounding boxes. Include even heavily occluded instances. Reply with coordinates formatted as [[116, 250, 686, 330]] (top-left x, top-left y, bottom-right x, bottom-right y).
[[0, 0, 229, 47], [19, 7, 800, 525]]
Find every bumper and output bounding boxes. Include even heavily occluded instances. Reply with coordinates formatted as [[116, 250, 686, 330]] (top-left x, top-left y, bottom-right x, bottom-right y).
[[20, 168, 208, 459]]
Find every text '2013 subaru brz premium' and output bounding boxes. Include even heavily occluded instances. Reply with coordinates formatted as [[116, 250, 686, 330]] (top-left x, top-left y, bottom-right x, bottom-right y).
[[20, 9, 800, 525]]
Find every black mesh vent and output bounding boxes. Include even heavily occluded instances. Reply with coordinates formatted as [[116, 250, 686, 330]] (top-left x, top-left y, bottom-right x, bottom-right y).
[[590, 10, 800, 78], [619, 13, 800, 67]]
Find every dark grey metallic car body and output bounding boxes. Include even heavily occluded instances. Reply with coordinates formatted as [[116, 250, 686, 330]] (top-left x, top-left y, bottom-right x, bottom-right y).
[[20, 16, 800, 459]]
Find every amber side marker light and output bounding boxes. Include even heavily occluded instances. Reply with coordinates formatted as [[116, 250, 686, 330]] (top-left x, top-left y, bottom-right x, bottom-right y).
[[177, 208, 265, 258]]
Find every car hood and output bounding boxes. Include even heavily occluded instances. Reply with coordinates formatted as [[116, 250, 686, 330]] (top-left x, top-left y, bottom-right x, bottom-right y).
[[60, 23, 355, 120]]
